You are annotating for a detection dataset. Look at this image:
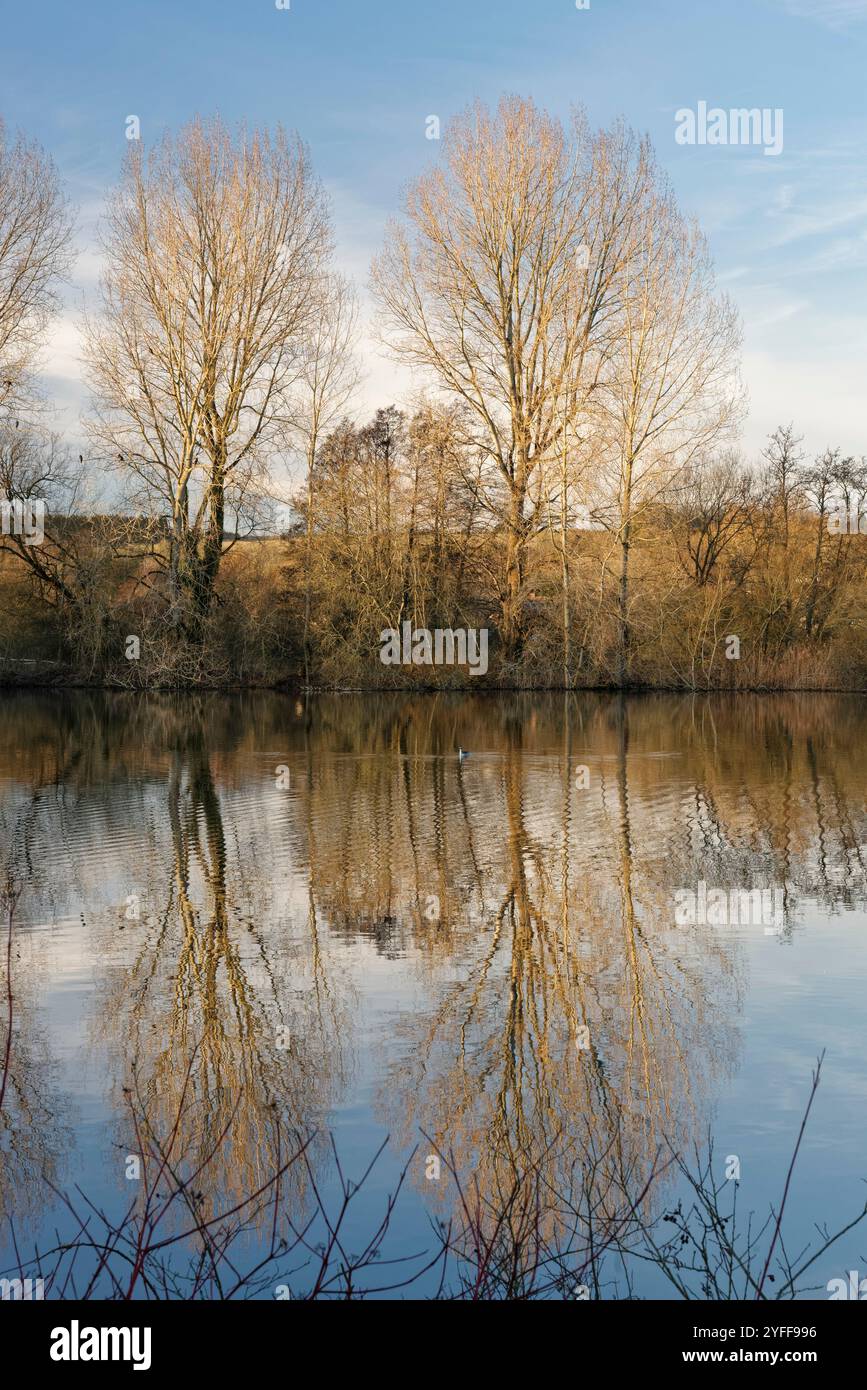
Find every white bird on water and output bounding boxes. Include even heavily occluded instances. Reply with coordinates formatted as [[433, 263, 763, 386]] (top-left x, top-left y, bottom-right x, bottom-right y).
[[458, 748, 470, 762]]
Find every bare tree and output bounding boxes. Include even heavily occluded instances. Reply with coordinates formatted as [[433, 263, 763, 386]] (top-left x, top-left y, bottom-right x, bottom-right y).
[[0, 120, 78, 659], [0, 424, 130, 683], [542, 400, 588, 685], [669, 452, 754, 588], [85, 116, 331, 640], [596, 188, 743, 684], [372, 96, 657, 662], [799, 446, 864, 643], [0, 119, 71, 407], [761, 424, 805, 537], [0, 425, 89, 614], [286, 273, 360, 683], [404, 398, 480, 628], [754, 424, 806, 650]]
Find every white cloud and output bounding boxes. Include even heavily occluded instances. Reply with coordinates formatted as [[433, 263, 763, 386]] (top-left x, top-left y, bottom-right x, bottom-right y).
[[42, 316, 84, 385], [779, 0, 867, 28], [745, 355, 866, 458]]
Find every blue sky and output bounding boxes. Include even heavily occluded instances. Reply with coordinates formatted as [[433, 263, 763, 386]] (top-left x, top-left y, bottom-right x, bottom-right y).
[[3, 0, 867, 459]]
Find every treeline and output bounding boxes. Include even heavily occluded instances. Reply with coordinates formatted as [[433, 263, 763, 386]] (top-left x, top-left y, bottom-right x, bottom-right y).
[[286, 410, 867, 690], [0, 100, 865, 690]]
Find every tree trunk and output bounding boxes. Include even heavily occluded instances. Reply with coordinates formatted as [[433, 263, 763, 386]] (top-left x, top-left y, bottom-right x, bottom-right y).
[[805, 505, 825, 640], [617, 458, 634, 687], [184, 455, 225, 642], [303, 444, 315, 686], [502, 485, 527, 663], [560, 421, 572, 689]]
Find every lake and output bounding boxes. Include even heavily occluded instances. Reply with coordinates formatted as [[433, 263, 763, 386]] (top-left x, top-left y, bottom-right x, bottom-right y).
[[1, 689, 865, 1299]]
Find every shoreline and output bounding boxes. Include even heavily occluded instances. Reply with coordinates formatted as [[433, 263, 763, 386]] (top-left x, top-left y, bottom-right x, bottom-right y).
[[1, 677, 865, 696]]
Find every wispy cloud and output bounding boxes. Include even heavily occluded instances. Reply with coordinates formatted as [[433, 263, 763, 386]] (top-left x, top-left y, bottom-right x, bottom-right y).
[[779, 0, 867, 29]]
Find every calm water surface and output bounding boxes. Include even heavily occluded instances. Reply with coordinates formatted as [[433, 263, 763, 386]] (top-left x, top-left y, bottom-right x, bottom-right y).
[[1, 690, 865, 1298]]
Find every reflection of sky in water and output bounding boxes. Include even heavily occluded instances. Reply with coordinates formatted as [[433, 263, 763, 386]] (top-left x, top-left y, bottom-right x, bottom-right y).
[[1, 690, 866, 1299]]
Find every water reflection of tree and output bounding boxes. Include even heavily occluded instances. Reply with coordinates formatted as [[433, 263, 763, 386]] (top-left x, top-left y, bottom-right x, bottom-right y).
[[4, 689, 867, 1241], [98, 713, 348, 1218], [0, 791, 73, 1226], [1, 693, 353, 1234], [353, 699, 742, 1215], [0, 917, 68, 1226]]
